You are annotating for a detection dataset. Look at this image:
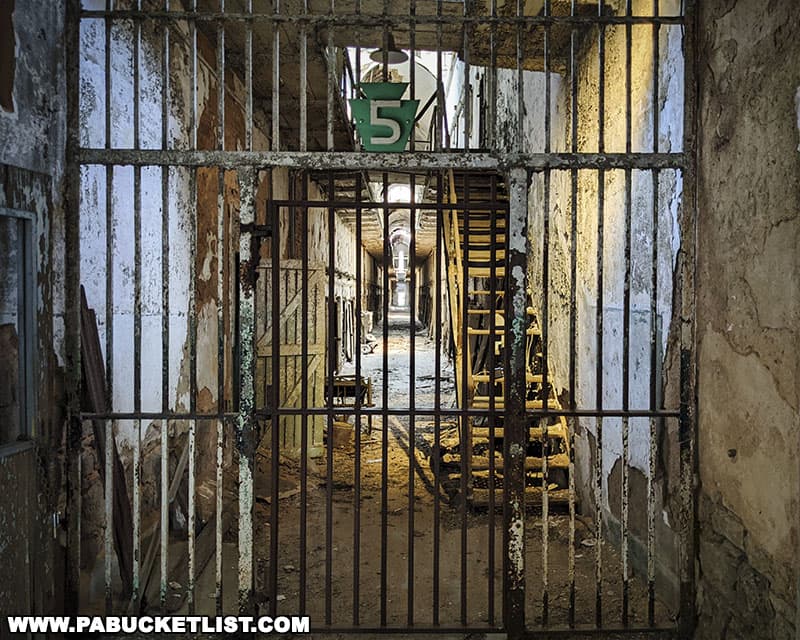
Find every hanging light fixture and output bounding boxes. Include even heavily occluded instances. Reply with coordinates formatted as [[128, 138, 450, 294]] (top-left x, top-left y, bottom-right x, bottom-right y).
[[369, 33, 408, 65]]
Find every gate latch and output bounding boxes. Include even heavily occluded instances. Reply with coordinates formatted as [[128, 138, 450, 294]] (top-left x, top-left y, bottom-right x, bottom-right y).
[[240, 223, 272, 285]]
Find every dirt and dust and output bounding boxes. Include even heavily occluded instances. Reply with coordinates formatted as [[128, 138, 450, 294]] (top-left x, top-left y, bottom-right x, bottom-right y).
[[245, 311, 673, 635]]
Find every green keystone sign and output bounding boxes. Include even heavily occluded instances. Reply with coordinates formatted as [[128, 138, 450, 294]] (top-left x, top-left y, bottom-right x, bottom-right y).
[[349, 83, 420, 152]]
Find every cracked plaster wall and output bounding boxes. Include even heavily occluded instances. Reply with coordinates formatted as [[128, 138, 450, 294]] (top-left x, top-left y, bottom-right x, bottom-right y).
[[695, 1, 800, 638]]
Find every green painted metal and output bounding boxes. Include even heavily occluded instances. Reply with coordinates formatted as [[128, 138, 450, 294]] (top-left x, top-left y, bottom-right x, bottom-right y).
[[349, 83, 420, 152]]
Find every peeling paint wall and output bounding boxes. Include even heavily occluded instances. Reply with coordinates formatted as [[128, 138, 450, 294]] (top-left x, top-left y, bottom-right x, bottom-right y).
[[538, 1, 686, 604], [695, 1, 800, 638], [0, 0, 67, 623]]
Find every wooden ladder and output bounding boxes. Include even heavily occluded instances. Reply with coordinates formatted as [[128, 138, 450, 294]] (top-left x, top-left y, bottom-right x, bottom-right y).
[[439, 170, 571, 507]]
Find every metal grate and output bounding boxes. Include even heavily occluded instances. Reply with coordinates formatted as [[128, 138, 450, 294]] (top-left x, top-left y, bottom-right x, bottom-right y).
[[65, 0, 697, 636]]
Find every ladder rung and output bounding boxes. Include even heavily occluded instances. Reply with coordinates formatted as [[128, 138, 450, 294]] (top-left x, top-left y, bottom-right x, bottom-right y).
[[470, 397, 562, 410], [467, 308, 536, 316], [472, 372, 543, 383], [467, 266, 506, 278], [471, 423, 567, 440], [468, 452, 570, 471], [467, 327, 539, 336]]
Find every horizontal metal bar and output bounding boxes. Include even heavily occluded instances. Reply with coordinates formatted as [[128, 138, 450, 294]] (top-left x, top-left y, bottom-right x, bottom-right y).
[[78, 149, 687, 171], [80, 412, 239, 420], [268, 199, 509, 211], [79, 9, 685, 26], [81, 408, 681, 420]]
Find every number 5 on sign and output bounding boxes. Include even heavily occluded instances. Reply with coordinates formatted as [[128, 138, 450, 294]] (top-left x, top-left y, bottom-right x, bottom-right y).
[[350, 83, 420, 153]]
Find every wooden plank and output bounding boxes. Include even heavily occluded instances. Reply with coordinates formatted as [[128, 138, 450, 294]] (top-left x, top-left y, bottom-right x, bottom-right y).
[[80, 286, 134, 599]]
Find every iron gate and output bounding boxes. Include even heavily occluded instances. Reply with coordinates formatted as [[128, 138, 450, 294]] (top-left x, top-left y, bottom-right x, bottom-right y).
[[66, 0, 696, 636]]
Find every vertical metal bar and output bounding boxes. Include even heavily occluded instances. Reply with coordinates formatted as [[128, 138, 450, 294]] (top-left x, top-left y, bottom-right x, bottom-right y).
[[299, 173, 310, 615], [541, 0, 552, 626], [240, 22, 256, 617], [648, 0, 661, 625], [103, 0, 115, 616], [131, 1, 143, 611], [239, 28, 256, 620], [409, 0, 416, 153], [460, 173, 470, 626], [187, 2, 198, 613], [215, 0, 226, 617], [489, 0, 497, 149], [407, 171, 417, 626], [515, 0, 523, 152], [246, 0, 253, 153], [462, 0, 470, 150], [435, 0, 443, 151], [325, 172, 336, 625], [299, 0, 308, 151], [269, 173, 281, 618], [487, 172, 497, 627], [326, 0, 335, 151], [272, 0, 280, 150], [594, 0, 606, 627], [380, 171, 389, 627], [621, 0, 633, 627], [504, 167, 528, 640], [238, 167, 257, 615], [678, 1, 699, 635], [159, 1, 171, 611], [432, 171, 443, 626], [353, 173, 363, 626], [567, 1, 578, 627], [65, 0, 83, 613]]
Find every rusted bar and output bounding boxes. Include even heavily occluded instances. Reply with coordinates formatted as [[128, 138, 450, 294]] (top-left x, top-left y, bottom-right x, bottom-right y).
[[327, 0, 335, 151], [541, 0, 552, 625], [78, 149, 690, 171], [214, 0, 226, 617], [103, 0, 115, 615], [648, 0, 661, 624], [462, 0, 470, 150], [503, 167, 528, 640], [489, 0, 497, 149], [131, 0, 143, 611], [187, 162, 198, 614], [271, 0, 279, 150], [487, 172, 497, 627], [246, 0, 253, 151], [353, 173, 363, 626], [159, 1, 171, 609], [299, 173, 310, 616], [325, 172, 336, 625], [567, 2, 578, 627], [515, 0, 523, 152], [435, 0, 443, 151], [80, 8, 686, 26], [595, 0, 606, 627], [621, 0, 633, 626], [380, 171, 389, 628], [299, 0, 308, 151], [269, 173, 281, 618], [407, 171, 417, 626], [237, 167, 257, 615], [432, 170, 443, 626], [460, 172, 470, 626]]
